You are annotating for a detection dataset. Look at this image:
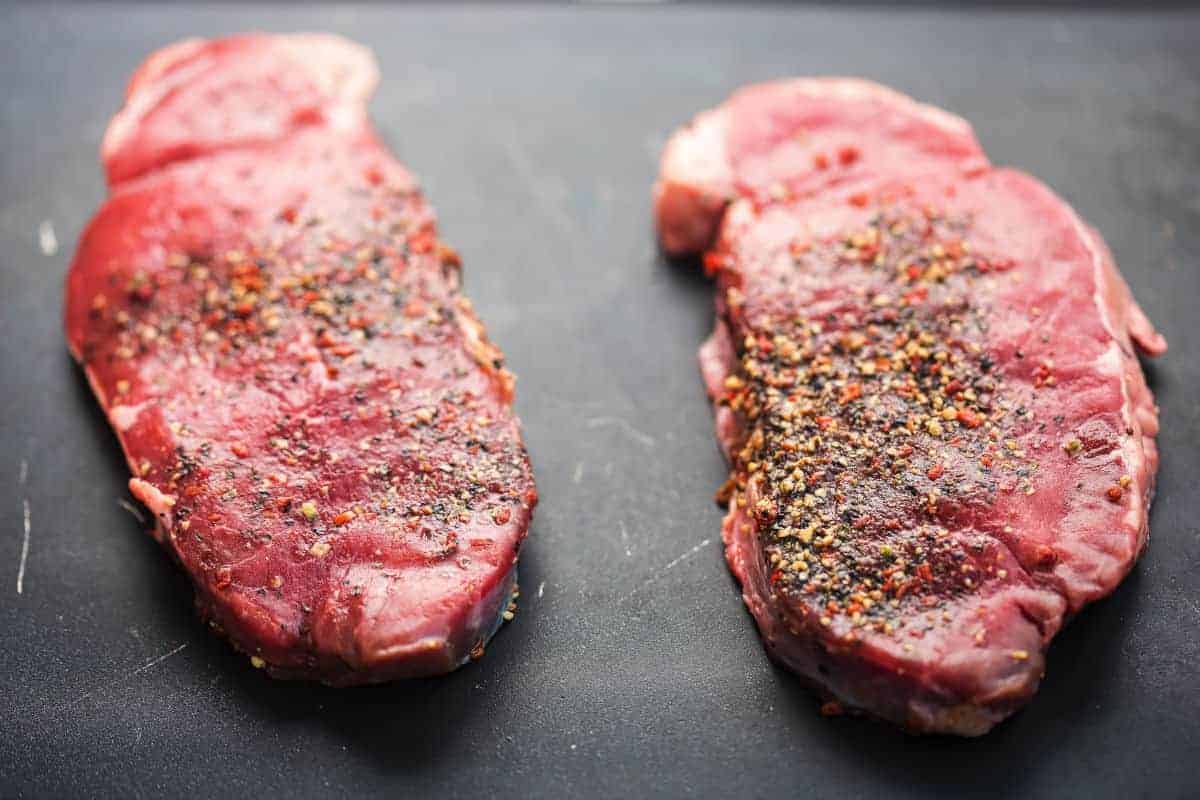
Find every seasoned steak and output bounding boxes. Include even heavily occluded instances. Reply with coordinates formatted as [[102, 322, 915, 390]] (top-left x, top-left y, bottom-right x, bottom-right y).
[[65, 35, 537, 685], [660, 79, 1165, 734]]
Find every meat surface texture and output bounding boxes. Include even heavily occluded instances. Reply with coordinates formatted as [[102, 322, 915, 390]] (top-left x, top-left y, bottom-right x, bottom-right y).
[[65, 34, 537, 685], [658, 78, 1165, 734]]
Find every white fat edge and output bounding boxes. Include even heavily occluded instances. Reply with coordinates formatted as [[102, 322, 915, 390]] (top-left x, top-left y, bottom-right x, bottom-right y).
[[109, 401, 149, 432], [128, 478, 177, 540], [1074, 211, 1149, 565]]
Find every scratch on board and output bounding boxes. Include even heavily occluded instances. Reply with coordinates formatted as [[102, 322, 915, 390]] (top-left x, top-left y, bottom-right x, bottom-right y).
[[573, 462, 584, 484], [619, 519, 632, 557], [56, 642, 190, 714], [586, 416, 656, 448], [118, 498, 147, 525], [537, 581, 546, 599], [619, 538, 714, 604], [17, 499, 30, 594], [498, 125, 578, 240], [38, 220, 58, 256], [659, 538, 713, 573]]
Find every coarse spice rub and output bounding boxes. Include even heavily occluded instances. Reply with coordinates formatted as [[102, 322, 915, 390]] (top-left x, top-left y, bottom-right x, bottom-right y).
[[670, 80, 1164, 734], [66, 35, 536, 684], [719, 203, 1036, 625]]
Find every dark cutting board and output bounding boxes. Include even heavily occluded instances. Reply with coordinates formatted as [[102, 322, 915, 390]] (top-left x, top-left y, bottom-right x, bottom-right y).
[[2, 4, 1198, 798]]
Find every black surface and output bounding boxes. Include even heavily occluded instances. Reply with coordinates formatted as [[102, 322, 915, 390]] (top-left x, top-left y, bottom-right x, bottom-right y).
[[2, 4, 1199, 798]]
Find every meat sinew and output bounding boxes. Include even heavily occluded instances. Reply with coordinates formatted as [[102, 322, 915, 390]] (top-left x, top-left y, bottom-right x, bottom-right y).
[[65, 35, 537, 685], [659, 78, 1165, 734]]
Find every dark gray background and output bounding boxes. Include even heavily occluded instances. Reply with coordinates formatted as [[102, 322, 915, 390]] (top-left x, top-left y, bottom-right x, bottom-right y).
[[2, 3, 1198, 798]]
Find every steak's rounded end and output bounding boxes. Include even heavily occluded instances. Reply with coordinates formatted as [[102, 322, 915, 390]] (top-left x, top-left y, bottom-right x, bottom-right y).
[[102, 34, 379, 186], [200, 563, 521, 686], [655, 76, 988, 261], [654, 106, 733, 258]]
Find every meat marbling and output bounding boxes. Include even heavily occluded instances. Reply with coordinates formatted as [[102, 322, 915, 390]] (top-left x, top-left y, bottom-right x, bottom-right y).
[[65, 34, 537, 685], [658, 78, 1165, 734]]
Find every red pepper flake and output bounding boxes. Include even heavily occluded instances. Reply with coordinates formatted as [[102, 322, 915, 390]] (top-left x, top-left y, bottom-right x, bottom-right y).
[[230, 442, 249, 458], [230, 262, 260, 280], [1106, 486, 1123, 502], [813, 153, 830, 170], [848, 192, 869, 208], [980, 257, 1014, 273], [333, 511, 354, 526], [409, 232, 435, 255], [957, 408, 983, 428], [926, 463, 944, 481], [837, 146, 860, 166], [838, 382, 862, 405], [1034, 545, 1058, 568], [364, 166, 384, 186], [436, 243, 462, 268], [703, 252, 727, 275], [491, 506, 512, 525], [1032, 362, 1054, 388]]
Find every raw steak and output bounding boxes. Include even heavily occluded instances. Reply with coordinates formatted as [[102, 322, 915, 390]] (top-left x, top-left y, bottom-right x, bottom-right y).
[[65, 34, 537, 685], [658, 79, 1165, 734]]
